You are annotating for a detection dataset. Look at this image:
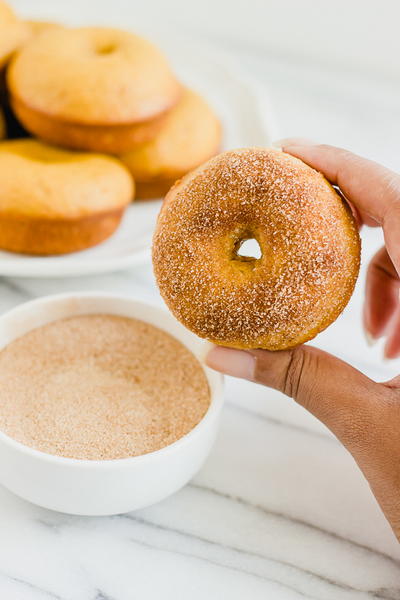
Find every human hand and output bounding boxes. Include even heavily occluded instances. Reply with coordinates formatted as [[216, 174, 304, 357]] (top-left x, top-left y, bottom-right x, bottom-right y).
[[206, 142, 400, 541]]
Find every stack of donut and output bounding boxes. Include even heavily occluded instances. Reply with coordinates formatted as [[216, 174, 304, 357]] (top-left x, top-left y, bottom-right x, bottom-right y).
[[0, 1, 221, 255]]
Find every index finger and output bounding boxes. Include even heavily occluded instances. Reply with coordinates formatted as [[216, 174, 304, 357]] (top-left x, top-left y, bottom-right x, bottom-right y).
[[281, 142, 400, 277]]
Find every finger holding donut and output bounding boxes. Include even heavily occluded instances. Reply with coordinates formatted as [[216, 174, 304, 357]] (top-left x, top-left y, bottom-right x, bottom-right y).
[[281, 140, 400, 267], [280, 140, 400, 358]]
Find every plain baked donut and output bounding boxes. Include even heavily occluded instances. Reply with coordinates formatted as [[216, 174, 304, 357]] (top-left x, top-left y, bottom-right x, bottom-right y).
[[0, 107, 5, 138], [7, 27, 181, 153], [25, 20, 62, 39], [153, 148, 361, 350], [0, 139, 133, 255], [0, 1, 29, 70], [120, 88, 221, 199]]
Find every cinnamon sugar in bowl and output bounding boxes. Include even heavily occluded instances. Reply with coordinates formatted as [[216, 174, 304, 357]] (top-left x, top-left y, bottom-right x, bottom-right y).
[[0, 293, 223, 515]]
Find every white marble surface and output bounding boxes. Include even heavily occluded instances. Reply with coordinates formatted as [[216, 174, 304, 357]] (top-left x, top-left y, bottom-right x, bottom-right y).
[[2, 243, 400, 599], [1, 2, 400, 598]]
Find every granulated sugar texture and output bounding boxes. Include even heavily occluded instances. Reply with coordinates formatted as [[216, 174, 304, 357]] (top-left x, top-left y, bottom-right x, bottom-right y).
[[0, 314, 210, 460]]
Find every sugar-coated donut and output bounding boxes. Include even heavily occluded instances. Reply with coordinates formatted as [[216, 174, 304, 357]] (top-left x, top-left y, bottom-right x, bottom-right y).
[[120, 88, 221, 199], [153, 148, 361, 350], [0, 1, 29, 70], [7, 27, 182, 153], [0, 139, 134, 255]]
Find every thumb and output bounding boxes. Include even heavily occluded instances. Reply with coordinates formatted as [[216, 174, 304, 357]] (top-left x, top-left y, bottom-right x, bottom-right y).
[[205, 345, 387, 450]]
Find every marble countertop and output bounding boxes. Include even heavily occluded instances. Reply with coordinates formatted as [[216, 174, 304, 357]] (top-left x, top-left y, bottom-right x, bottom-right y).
[[1, 6, 400, 598], [1, 242, 400, 599]]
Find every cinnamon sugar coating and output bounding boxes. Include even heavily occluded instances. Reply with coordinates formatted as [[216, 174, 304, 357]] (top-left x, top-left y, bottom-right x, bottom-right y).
[[0, 315, 210, 460], [152, 148, 361, 350]]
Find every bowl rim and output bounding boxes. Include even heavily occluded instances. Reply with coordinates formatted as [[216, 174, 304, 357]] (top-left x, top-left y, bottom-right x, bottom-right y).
[[0, 292, 224, 469]]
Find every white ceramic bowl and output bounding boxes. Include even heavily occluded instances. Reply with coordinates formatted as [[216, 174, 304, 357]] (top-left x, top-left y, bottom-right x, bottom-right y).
[[0, 293, 224, 516]]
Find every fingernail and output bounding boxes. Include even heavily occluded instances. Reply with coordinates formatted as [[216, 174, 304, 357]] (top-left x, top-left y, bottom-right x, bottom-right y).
[[205, 346, 256, 380], [363, 327, 377, 347], [383, 340, 399, 360], [198, 340, 215, 363], [273, 137, 317, 149], [383, 346, 399, 361]]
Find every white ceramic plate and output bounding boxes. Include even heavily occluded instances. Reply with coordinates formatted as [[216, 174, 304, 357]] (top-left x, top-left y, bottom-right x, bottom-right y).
[[0, 48, 278, 278]]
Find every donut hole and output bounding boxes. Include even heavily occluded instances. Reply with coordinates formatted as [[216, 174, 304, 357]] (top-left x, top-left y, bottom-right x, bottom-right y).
[[95, 42, 118, 55], [234, 236, 262, 262]]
